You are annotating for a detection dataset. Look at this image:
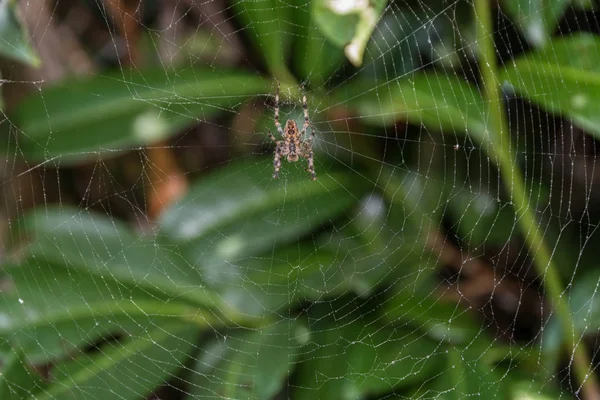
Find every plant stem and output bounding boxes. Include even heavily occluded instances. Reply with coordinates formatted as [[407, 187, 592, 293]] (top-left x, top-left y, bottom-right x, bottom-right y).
[[474, 0, 599, 397]]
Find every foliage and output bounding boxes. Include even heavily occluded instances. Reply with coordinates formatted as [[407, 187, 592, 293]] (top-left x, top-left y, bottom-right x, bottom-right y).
[[0, 0, 598, 399]]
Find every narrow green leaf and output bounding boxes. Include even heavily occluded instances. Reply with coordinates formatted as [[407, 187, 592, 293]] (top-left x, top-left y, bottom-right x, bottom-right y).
[[34, 322, 199, 400], [308, 193, 438, 300], [509, 379, 564, 399], [6, 69, 269, 164], [447, 186, 514, 249], [0, 70, 4, 111], [414, 347, 509, 399], [0, 348, 43, 399], [188, 319, 306, 399], [541, 268, 600, 376], [231, 0, 295, 81], [158, 158, 361, 285], [339, 73, 489, 146], [360, 13, 420, 80], [313, 0, 388, 66], [206, 245, 338, 316], [16, 206, 224, 310], [0, 0, 40, 66], [501, 0, 569, 48], [381, 284, 483, 344], [502, 34, 600, 140], [1, 263, 219, 364], [294, 0, 345, 84], [547, 269, 600, 335], [293, 313, 442, 399], [572, 0, 597, 10]]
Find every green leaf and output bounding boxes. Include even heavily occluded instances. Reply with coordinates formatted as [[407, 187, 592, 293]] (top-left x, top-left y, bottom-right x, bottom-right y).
[[34, 322, 199, 400], [541, 268, 600, 376], [502, 34, 600, 139], [293, 313, 443, 399], [447, 186, 514, 249], [206, 245, 338, 316], [16, 206, 225, 310], [359, 13, 420, 80], [231, 0, 296, 81], [0, 70, 4, 111], [381, 284, 483, 344], [572, 0, 597, 10], [1, 263, 218, 364], [294, 0, 345, 84], [509, 379, 564, 399], [158, 158, 361, 285], [552, 269, 600, 335], [414, 347, 509, 399], [6, 69, 269, 164], [501, 0, 569, 48], [188, 319, 307, 399], [309, 193, 438, 300], [313, 0, 388, 66], [0, 348, 43, 399], [0, 0, 40, 66], [339, 73, 489, 146]]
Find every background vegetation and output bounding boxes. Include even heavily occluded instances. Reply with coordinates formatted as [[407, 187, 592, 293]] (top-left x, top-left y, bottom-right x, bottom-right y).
[[1, 0, 600, 398]]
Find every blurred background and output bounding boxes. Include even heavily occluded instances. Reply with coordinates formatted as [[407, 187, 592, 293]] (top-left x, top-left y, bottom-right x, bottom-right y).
[[1, 0, 600, 398]]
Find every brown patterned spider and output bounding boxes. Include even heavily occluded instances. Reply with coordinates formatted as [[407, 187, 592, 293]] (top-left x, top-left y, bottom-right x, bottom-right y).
[[268, 83, 316, 180]]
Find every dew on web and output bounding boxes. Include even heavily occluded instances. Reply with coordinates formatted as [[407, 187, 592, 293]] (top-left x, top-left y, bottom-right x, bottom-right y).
[[0, 0, 599, 399]]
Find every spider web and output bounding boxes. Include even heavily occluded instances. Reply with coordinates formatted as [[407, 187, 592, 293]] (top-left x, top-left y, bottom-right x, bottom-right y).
[[0, 0, 598, 399]]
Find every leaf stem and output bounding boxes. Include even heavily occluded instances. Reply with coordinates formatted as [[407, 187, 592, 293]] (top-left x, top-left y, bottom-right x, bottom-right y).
[[474, 0, 599, 397]]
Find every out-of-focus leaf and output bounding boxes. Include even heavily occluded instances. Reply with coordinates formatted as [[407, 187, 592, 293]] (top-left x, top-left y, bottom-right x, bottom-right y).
[[360, 13, 420, 80], [509, 379, 564, 399], [6, 69, 269, 164], [413, 347, 509, 399], [158, 158, 361, 285], [34, 322, 199, 400], [188, 319, 307, 399], [572, 0, 597, 10], [16, 206, 225, 310], [294, 0, 345, 84], [541, 268, 600, 376], [0, 0, 39, 66], [207, 245, 339, 316], [0, 348, 43, 399], [0, 70, 4, 111], [552, 269, 600, 333], [448, 188, 514, 249], [501, 0, 569, 48], [231, 0, 295, 81], [381, 283, 483, 344], [313, 0, 388, 66], [502, 34, 600, 139], [414, 347, 510, 400], [339, 73, 489, 146], [293, 313, 443, 399], [310, 193, 438, 300], [13, 205, 135, 249], [379, 166, 448, 236], [0, 263, 218, 364]]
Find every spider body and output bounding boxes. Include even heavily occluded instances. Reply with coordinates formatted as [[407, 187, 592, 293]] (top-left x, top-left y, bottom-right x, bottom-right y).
[[268, 84, 316, 180]]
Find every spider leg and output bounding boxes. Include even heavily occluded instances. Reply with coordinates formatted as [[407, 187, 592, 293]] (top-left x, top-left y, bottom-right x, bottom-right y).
[[306, 150, 316, 181], [301, 85, 310, 135], [274, 82, 285, 137], [300, 86, 315, 147], [273, 143, 283, 179], [268, 131, 277, 143]]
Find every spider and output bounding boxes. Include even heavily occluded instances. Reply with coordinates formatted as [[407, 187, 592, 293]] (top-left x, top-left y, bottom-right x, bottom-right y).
[[268, 83, 316, 180]]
